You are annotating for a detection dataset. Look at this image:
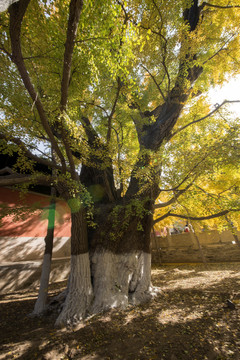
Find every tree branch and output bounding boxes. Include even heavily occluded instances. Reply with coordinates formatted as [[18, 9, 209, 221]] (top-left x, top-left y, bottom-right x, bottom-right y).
[[140, 64, 166, 102], [137, 21, 170, 92], [81, 116, 99, 144], [170, 100, 240, 139], [107, 77, 122, 144], [60, 0, 83, 111], [154, 182, 193, 209], [76, 36, 109, 44], [0, 167, 14, 175], [0, 173, 51, 187], [125, 2, 205, 198], [112, 125, 124, 194], [194, 184, 218, 200], [153, 208, 240, 224], [8, 0, 66, 172], [152, 211, 171, 223], [79, 101, 109, 117], [59, 0, 83, 180], [203, 33, 236, 65], [202, 2, 240, 9], [80, 117, 117, 202], [0, 44, 11, 57], [0, 133, 65, 171]]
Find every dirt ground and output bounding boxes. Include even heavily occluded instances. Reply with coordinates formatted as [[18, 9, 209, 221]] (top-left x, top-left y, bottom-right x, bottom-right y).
[[0, 262, 240, 360]]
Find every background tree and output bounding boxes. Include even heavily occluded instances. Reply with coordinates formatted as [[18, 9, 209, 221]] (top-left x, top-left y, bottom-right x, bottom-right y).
[[0, 0, 240, 326]]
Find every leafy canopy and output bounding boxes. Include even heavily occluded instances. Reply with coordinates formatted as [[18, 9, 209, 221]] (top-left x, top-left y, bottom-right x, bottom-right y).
[[0, 0, 240, 227]]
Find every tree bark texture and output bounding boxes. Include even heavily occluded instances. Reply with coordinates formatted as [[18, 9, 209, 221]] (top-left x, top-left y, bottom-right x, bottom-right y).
[[90, 250, 155, 314], [86, 197, 159, 315], [89, 198, 153, 254], [55, 209, 93, 326], [55, 198, 157, 325], [55, 252, 93, 326]]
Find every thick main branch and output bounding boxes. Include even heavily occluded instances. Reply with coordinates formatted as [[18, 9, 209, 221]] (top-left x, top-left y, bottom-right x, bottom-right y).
[[59, 0, 83, 180], [8, 0, 66, 172], [60, 0, 83, 110]]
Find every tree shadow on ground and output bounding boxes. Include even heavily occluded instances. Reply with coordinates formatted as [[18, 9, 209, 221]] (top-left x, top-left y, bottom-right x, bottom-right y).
[[0, 258, 70, 294], [0, 263, 240, 360]]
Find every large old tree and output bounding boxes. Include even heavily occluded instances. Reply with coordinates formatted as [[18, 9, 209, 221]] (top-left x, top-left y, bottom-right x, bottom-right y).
[[0, 0, 240, 325]]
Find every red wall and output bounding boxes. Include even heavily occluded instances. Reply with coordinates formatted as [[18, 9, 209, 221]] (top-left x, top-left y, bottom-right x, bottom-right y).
[[0, 188, 71, 237]]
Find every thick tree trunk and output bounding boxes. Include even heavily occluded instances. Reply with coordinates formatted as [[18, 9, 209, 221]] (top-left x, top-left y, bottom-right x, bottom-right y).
[[90, 249, 153, 313], [32, 198, 55, 315], [89, 199, 159, 314], [55, 209, 93, 327]]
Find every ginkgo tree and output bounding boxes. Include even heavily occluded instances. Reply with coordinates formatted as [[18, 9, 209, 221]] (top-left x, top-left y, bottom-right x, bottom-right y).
[[0, 0, 240, 326], [153, 98, 240, 230]]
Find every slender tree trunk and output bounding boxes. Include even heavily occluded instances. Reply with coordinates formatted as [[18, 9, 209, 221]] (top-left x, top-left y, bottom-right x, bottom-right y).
[[225, 216, 240, 249], [32, 195, 56, 315], [190, 222, 207, 264], [55, 209, 93, 327], [152, 226, 162, 264], [232, 232, 240, 249]]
